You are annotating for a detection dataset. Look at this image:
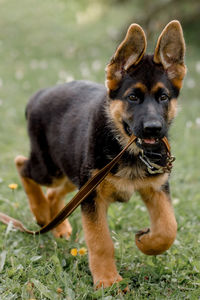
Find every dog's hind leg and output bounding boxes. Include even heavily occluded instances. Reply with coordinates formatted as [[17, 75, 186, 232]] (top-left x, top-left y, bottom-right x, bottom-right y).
[[15, 155, 51, 226], [46, 178, 76, 239], [136, 187, 177, 255], [81, 194, 122, 289]]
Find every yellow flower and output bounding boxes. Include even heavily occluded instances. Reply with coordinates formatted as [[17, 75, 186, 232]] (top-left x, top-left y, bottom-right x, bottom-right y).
[[70, 248, 78, 256], [56, 287, 63, 294], [8, 183, 18, 190], [79, 247, 87, 256]]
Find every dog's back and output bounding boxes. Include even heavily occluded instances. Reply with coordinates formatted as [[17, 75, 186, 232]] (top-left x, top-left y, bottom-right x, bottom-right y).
[[24, 80, 109, 187]]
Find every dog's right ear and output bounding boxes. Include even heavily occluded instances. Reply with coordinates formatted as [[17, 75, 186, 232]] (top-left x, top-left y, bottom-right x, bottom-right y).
[[106, 24, 146, 97]]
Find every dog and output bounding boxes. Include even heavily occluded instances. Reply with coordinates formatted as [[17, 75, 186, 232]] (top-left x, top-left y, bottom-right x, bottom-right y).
[[15, 20, 186, 288]]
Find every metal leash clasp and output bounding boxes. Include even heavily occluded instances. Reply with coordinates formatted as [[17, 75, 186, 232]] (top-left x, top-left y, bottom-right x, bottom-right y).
[[139, 150, 164, 174]]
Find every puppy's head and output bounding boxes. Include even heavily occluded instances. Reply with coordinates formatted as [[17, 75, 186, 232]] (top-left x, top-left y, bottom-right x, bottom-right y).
[[106, 21, 186, 152]]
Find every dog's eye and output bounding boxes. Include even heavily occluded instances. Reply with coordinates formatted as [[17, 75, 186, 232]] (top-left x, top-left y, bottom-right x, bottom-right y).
[[128, 94, 139, 102], [159, 94, 169, 102]]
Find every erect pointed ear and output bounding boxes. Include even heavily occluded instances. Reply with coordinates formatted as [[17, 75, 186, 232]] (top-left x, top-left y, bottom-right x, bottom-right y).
[[154, 20, 186, 89], [106, 24, 146, 95]]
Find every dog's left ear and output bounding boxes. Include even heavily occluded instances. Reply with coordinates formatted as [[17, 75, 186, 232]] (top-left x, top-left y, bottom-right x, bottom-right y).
[[154, 20, 186, 88], [106, 24, 146, 96]]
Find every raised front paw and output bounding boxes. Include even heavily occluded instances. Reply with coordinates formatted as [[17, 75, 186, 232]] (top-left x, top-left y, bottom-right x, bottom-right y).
[[135, 226, 176, 255]]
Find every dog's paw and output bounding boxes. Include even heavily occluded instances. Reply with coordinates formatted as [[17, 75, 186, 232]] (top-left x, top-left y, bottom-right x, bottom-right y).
[[94, 274, 123, 289], [52, 219, 72, 240], [135, 227, 174, 255], [135, 227, 160, 255]]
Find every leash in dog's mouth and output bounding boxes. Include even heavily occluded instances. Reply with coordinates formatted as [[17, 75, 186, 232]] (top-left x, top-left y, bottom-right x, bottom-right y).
[[122, 121, 175, 174], [137, 137, 175, 174], [128, 134, 175, 175]]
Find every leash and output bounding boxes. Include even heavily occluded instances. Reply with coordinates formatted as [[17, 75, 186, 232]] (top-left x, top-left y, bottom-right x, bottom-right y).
[[0, 135, 174, 235]]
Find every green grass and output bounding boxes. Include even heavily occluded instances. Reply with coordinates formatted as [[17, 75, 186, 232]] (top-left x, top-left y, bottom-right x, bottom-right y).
[[0, 0, 200, 299]]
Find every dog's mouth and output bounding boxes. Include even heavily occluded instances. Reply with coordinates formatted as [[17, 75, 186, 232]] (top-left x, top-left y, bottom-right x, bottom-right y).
[[122, 120, 174, 172], [122, 120, 161, 148], [136, 137, 160, 146]]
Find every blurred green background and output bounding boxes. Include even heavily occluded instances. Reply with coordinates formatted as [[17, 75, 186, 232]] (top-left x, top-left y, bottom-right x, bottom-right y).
[[0, 0, 200, 299]]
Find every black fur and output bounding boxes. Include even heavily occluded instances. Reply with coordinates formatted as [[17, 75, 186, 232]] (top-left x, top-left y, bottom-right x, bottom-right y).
[[23, 81, 118, 187]]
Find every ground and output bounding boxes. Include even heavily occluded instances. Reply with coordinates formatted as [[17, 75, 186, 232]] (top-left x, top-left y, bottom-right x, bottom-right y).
[[0, 1, 200, 299]]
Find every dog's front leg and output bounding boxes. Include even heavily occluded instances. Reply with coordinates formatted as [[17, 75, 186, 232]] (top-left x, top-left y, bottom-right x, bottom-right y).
[[81, 195, 122, 288], [136, 186, 177, 255]]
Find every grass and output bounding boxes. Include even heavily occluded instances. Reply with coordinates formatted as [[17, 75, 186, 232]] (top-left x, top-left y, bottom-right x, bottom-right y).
[[0, 0, 200, 299]]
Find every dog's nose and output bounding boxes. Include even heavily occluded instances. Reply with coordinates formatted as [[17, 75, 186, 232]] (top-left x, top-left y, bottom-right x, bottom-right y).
[[143, 120, 162, 135]]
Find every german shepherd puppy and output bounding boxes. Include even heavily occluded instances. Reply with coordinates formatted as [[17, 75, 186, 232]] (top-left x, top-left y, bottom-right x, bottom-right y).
[[15, 20, 186, 288]]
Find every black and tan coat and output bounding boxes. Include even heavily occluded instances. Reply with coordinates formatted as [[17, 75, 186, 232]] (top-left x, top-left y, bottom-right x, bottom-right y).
[[15, 20, 186, 288]]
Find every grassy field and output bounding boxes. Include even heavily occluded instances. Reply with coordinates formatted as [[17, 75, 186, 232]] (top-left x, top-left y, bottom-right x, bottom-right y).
[[0, 0, 200, 299]]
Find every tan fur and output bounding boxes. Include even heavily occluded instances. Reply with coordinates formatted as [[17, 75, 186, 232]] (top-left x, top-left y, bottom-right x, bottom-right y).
[[151, 82, 169, 94], [46, 178, 76, 238], [107, 100, 140, 155], [109, 100, 124, 128], [106, 24, 146, 92], [168, 98, 178, 122], [93, 169, 173, 257], [15, 155, 75, 238], [94, 168, 175, 256], [123, 82, 147, 97], [170, 65, 187, 89], [81, 195, 122, 288], [15, 155, 51, 226], [136, 187, 177, 255], [115, 168, 168, 192], [95, 168, 168, 203]]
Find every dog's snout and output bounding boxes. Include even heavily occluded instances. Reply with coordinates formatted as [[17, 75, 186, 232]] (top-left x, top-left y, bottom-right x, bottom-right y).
[[143, 120, 162, 135]]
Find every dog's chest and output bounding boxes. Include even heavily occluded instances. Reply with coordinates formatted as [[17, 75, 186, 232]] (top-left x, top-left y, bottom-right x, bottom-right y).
[[104, 162, 169, 203], [100, 163, 145, 202]]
